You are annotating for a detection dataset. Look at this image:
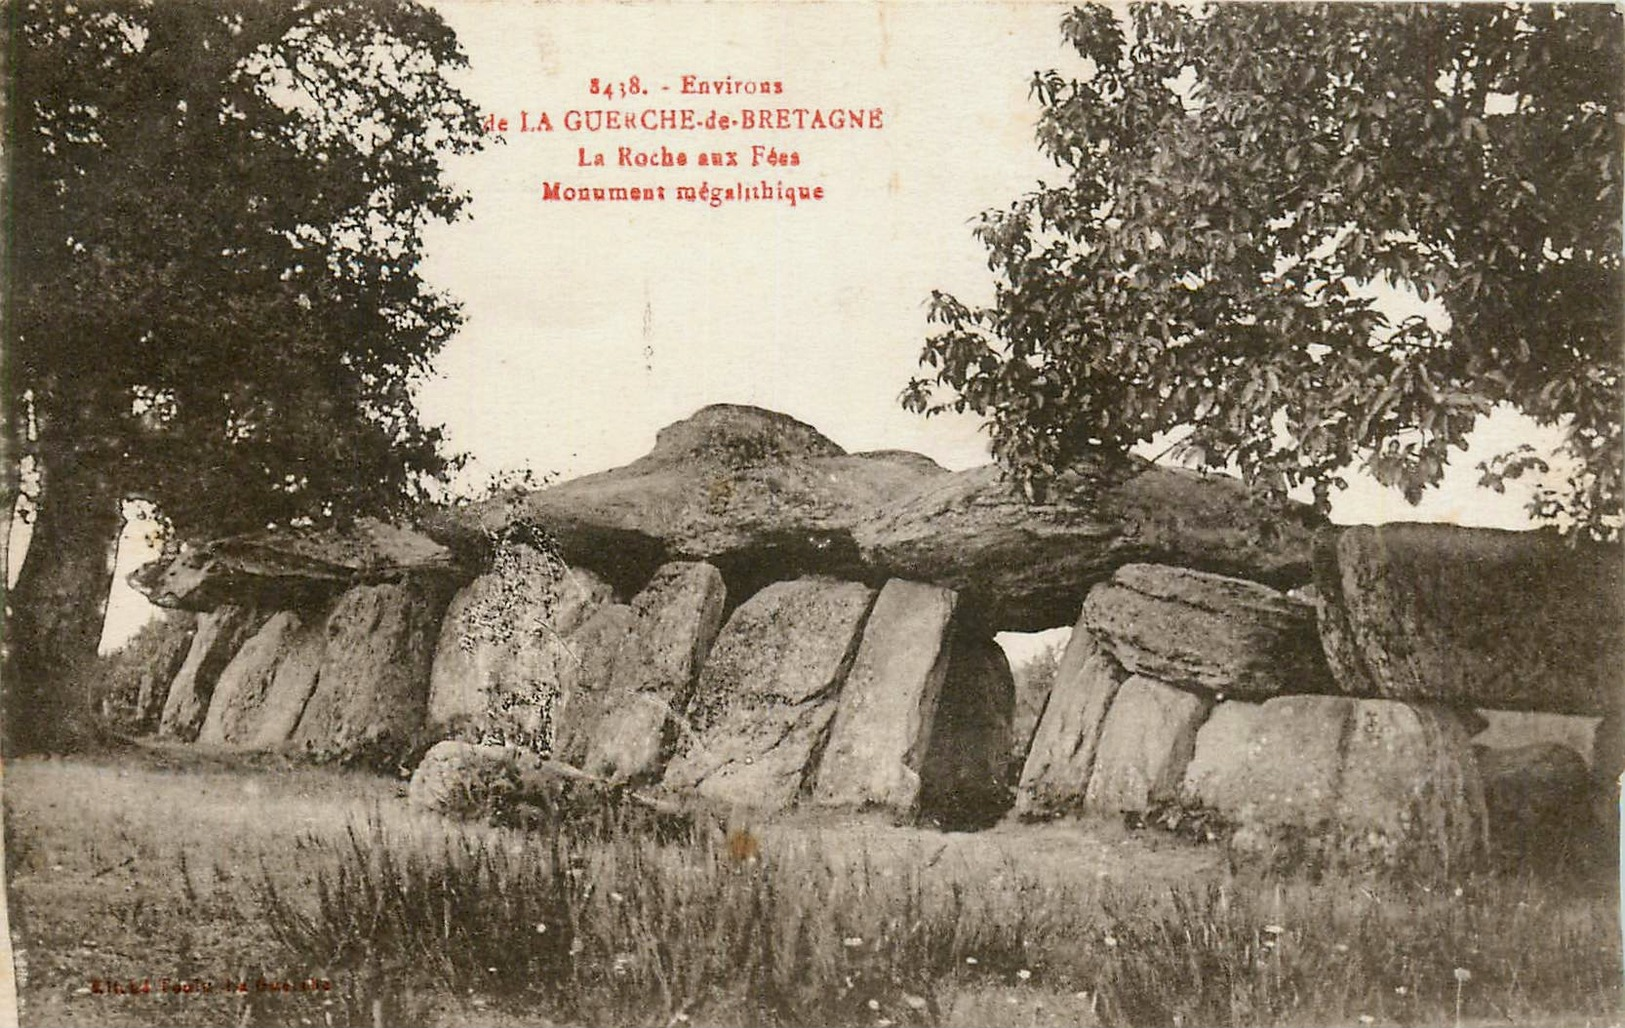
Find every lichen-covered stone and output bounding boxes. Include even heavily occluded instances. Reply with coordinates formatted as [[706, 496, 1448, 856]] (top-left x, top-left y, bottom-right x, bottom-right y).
[[582, 562, 726, 783], [427, 551, 614, 729], [550, 603, 636, 766]]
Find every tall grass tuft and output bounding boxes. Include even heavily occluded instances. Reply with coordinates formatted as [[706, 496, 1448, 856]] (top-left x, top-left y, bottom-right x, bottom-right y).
[[255, 814, 1622, 1027]]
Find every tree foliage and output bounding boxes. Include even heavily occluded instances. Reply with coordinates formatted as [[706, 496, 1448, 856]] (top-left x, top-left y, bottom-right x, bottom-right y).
[[3, 0, 484, 750], [906, 3, 1622, 536], [9, 0, 484, 539]]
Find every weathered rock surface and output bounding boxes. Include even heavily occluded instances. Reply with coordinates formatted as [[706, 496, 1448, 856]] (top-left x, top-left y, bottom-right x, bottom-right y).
[[290, 579, 456, 766], [159, 605, 262, 741], [410, 740, 693, 837], [425, 404, 1316, 633], [855, 459, 1319, 631], [551, 603, 636, 766], [1475, 742, 1595, 855], [427, 405, 946, 599], [1081, 565, 1329, 698], [1084, 676, 1212, 814], [198, 611, 308, 745], [131, 613, 198, 731], [582, 562, 726, 783], [1181, 696, 1352, 839], [427, 548, 614, 730], [814, 580, 958, 817], [245, 618, 328, 748], [133, 517, 460, 612], [1337, 700, 1486, 868], [1181, 696, 1486, 869], [663, 578, 876, 811], [1313, 523, 1625, 715], [917, 629, 1016, 828], [1014, 627, 1127, 819]]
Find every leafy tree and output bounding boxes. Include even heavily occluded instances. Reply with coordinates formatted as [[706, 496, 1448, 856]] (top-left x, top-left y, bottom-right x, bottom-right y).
[[906, 3, 1622, 536], [4, 0, 483, 751]]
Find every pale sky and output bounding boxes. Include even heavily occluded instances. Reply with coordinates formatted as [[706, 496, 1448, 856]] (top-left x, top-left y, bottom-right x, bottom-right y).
[[93, 1, 1566, 652]]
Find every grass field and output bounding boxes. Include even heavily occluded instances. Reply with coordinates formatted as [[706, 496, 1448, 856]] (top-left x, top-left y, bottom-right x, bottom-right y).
[[4, 743, 1620, 1027]]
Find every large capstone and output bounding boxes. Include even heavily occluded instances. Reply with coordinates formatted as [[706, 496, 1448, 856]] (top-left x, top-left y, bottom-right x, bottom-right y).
[[662, 578, 876, 812], [424, 405, 946, 598], [422, 404, 1316, 633], [581, 562, 726, 783], [1080, 564, 1329, 698], [855, 458, 1318, 631], [813, 579, 958, 817], [158, 605, 262, 741], [1313, 523, 1624, 715], [290, 578, 456, 767], [132, 517, 459, 612], [1014, 625, 1128, 819]]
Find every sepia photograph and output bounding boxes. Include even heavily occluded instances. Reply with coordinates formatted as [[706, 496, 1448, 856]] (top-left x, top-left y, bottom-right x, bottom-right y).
[[1, 2, 1620, 1026]]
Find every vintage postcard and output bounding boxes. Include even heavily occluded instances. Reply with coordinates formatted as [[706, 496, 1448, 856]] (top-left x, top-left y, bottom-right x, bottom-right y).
[[2, 2, 1620, 1026]]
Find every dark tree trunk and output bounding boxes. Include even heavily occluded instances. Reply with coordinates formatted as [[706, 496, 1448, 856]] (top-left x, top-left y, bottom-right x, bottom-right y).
[[4, 455, 121, 754]]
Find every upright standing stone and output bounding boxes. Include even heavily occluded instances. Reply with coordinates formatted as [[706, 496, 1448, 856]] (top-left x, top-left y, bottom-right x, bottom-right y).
[[917, 628, 1016, 828], [290, 578, 456, 766], [1475, 742, 1595, 857], [1180, 695, 1486, 869], [663, 578, 877, 811], [246, 618, 328, 748], [159, 605, 260, 741], [1083, 676, 1212, 814], [132, 613, 198, 731], [1181, 695, 1355, 855], [427, 551, 613, 728], [813, 579, 958, 817], [1015, 625, 1128, 819], [1334, 699, 1487, 869], [550, 603, 636, 766], [582, 562, 726, 783], [198, 611, 306, 745]]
